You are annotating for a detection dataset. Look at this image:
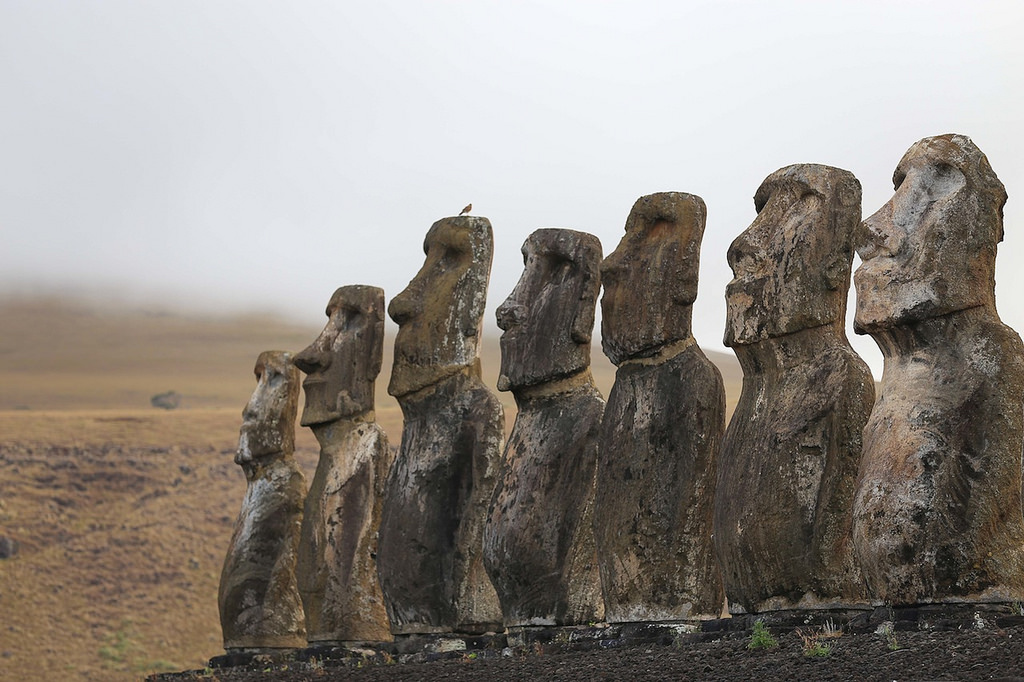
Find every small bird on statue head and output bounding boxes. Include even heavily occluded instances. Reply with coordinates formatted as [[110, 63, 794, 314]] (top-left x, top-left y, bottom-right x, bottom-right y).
[[459, 203, 472, 216]]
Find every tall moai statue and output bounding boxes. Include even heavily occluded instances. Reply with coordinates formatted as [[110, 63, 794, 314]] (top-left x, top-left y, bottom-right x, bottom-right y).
[[219, 351, 306, 650], [292, 286, 392, 644], [376, 216, 504, 635], [483, 228, 605, 627], [594, 192, 726, 622], [714, 165, 873, 613], [852, 134, 1024, 605]]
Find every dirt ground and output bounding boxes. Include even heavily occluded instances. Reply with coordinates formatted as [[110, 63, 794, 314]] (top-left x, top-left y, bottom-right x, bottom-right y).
[[155, 620, 1024, 682]]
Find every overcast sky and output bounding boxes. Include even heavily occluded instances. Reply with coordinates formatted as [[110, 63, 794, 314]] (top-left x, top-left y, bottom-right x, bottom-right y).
[[2, 0, 1023, 376]]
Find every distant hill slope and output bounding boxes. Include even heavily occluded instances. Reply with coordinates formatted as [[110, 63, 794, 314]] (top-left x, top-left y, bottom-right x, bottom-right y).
[[0, 296, 742, 415]]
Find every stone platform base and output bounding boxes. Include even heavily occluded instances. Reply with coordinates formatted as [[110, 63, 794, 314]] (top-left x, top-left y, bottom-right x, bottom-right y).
[[209, 647, 303, 669], [199, 603, 1024, 672]]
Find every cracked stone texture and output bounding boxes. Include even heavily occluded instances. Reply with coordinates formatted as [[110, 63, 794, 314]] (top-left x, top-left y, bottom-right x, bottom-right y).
[[387, 217, 494, 398], [219, 350, 307, 649], [715, 164, 872, 614], [595, 192, 726, 622], [484, 229, 605, 627], [377, 216, 503, 634], [293, 286, 392, 643], [852, 134, 1024, 605]]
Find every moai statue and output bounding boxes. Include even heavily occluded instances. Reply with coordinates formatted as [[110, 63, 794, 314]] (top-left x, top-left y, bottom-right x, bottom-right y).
[[852, 134, 1024, 605], [714, 165, 873, 614], [376, 216, 504, 635], [292, 285, 392, 644], [594, 192, 726, 622], [483, 228, 605, 627], [219, 351, 306, 650]]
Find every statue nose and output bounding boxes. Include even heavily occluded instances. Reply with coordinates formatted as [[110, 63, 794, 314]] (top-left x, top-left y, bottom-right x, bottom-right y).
[[293, 346, 330, 374], [858, 202, 898, 260], [496, 300, 525, 331], [388, 289, 422, 325], [599, 253, 623, 285], [234, 448, 252, 466], [727, 230, 766, 276]]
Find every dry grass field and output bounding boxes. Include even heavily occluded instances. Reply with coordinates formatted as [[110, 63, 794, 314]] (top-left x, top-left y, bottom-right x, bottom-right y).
[[0, 296, 741, 681]]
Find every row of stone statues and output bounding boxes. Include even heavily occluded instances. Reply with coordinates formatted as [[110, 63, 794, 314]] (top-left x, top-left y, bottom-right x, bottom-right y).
[[218, 133, 1024, 650]]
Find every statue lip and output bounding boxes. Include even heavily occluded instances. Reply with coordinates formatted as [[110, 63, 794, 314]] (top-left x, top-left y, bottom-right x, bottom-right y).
[[725, 275, 761, 295], [301, 376, 326, 388], [853, 256, 898, 282]]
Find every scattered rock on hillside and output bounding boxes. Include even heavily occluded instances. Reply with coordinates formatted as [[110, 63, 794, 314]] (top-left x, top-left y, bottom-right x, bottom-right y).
[[0, 536, 19, 559], [151, 391, 182, 410]]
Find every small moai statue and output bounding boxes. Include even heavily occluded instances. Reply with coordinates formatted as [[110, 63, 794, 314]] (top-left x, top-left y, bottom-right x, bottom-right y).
[[292, 285, 393, 644], [594, 192, 726, 622], [376, 216, 504, 635], [714, 164, 873, 613], [219, 351, 306, 650], [483, 228, 605, 627], [852, 134, 1024, 605]]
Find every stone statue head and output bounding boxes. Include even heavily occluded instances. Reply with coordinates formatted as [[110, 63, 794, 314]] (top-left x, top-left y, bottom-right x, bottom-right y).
[[600, 192, 704, 365], [854, 134, 1006, 333], [236, 350, 300, 465], [293, 285, 385, 426], [388, 216, 493, 397], [495, 228, 602, 392], [724, 164, 862, 346]]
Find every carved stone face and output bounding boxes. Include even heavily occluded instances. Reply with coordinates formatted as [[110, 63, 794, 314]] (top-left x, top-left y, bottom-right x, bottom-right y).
[[236, 350, 300, 464], [854, 134, 1005, 333], [293, 285, 385, 426], [496, 229, 602, 391], [600, 192, 704, 365], [388, 217, 493, 397], [725, 164, 861, 346]]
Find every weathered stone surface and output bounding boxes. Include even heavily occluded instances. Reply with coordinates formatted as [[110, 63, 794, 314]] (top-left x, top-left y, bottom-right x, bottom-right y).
[[484, 228, 605, 627], [722, 165, 863, 345], [387, 217, 494, 398], [595, 192, 726, 622], [377, 216, 504, 634], [295, 286, 384, 425], [292, 286, 392, 643], [599, 193, 705, 366], [219, 351, 306, 650], [852, 134, 1024, 605], [715, 164, 872, 614]]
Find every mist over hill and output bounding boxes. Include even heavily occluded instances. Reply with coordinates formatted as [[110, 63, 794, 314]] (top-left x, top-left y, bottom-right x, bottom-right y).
[[0, 294, 743, 415]]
